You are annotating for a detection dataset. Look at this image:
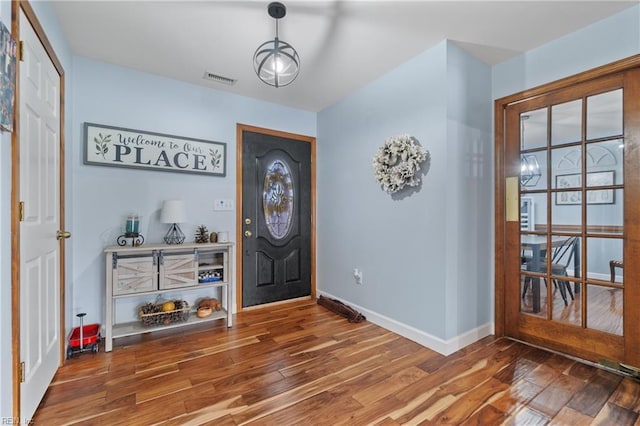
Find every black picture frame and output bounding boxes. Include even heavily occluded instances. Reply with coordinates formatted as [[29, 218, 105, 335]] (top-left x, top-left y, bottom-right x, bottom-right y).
[[555, 170, 615, 205]]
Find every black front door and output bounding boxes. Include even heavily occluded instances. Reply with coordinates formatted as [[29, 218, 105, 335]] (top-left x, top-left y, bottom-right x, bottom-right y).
[[241, 128, 312, 307]]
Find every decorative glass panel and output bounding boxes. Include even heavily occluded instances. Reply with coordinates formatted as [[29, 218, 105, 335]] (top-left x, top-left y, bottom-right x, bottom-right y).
[[586, 237, 622, 282], [587, 89, 623, 140], [521, 235, 550, 272], [551, 99, 582, 145], [587, 284, 622, 335], [554, 189, 581, 207], [521, 108, 547, 150], [520, 151, 547, 190], [520, 274, 546, 318], [551, 145, 581, 185], [522, 192, 547, 230], [553, 280, 581, 328], [552, 190, 581, 226], [587, 189, 623, 236], [520, 197, 534, 231], [263, 160, 294, 239], [585, 139, 623, 184]]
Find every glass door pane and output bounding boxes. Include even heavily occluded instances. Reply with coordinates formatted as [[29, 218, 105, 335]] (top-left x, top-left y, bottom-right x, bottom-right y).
[[521, 108, 547, 150], [587, 284, 623, 335], [552, 99, 582, 145], [586, 89, 623, 140]]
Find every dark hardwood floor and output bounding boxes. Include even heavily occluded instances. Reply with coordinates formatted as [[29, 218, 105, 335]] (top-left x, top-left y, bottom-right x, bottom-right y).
[[34, 299, 640, 425]]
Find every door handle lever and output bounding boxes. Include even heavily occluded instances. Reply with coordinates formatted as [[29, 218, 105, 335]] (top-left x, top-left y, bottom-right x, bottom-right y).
[[57, 230, 71, 240]]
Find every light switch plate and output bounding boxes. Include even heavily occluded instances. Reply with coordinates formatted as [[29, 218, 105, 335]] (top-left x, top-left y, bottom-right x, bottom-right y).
[[214, 199, 234, 211]]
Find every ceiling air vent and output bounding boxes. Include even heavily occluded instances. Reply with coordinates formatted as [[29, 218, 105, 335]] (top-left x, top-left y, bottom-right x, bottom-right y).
[[203, 71, 237, 86]]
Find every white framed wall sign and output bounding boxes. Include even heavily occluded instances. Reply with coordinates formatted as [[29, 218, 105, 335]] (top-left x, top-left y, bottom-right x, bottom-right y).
[[83, 122, 226, 177]]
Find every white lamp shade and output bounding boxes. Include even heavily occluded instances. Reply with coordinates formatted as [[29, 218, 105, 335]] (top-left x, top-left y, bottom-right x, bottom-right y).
[[160, 200, 186, 224]]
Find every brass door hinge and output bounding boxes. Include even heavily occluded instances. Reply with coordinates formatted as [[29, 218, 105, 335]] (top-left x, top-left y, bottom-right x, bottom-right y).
[[18, 40, 24, 62], [19, 362, 25, 383], [19, 201, 24, 222]]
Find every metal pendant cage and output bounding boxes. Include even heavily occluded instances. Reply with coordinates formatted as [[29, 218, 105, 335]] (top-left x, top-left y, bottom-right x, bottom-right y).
[[253, 37, 300, 87]]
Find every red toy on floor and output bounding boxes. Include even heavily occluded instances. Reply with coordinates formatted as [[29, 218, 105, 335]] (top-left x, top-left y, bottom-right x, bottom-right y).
[[67, 313, 101, 358]]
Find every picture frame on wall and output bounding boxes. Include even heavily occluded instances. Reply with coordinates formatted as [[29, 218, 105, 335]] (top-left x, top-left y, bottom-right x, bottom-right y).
[[555, 170, 615, 205], [0, 20, 17, 132]]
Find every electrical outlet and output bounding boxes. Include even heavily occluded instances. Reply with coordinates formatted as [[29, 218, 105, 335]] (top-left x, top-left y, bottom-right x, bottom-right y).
[[353, 268, 363, 285], [214, 199, 234, 211]]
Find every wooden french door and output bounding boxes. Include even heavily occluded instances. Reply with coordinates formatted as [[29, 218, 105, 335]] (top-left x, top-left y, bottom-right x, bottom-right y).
[[236, 124, 315, 309], [496, 57, 640, 366]]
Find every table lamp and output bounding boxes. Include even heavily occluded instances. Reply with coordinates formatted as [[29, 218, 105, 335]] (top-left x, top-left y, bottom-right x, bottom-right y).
[[160, 200, 186, 244]]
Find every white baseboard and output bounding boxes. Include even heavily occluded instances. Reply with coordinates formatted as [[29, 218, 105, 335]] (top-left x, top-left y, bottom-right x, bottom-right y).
[[317, 291, 494, 356]]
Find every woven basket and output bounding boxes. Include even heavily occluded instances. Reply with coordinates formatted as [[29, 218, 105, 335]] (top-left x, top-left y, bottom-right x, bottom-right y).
[[139, 300, 190, 326]]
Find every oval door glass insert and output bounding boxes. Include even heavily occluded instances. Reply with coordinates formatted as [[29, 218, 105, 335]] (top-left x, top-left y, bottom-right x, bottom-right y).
[[263, 159, 294, 239]]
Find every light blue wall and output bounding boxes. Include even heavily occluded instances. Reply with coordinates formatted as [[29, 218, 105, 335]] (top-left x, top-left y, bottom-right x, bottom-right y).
[[70, 56, 316, 325], [493, 5, 640, 99], [318, 42, 448, 337], [317, 41, 493, 341], [444, 42, 492, 339]]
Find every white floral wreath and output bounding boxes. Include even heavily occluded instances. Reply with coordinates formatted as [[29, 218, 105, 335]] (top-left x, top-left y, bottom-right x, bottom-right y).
[[372, 134, 428, 194]]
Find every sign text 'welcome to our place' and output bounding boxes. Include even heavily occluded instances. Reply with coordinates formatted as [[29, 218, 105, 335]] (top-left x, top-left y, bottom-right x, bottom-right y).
[[83, 122, 226, 176]]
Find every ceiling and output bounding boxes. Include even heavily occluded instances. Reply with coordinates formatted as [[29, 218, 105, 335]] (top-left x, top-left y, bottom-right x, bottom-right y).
[[51, 1, 638, 112]]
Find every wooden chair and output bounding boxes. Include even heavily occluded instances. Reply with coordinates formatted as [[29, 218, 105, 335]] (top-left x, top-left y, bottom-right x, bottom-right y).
[[609, 260, 623, 283]]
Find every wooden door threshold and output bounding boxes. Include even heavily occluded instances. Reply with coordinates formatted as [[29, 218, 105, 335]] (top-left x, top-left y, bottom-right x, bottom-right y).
[[506, 337, 637, 379], [241, 296, 313, 311]]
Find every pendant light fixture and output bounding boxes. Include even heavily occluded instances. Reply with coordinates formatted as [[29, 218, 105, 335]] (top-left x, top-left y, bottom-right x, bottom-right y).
[[253, 2, 300, 88]]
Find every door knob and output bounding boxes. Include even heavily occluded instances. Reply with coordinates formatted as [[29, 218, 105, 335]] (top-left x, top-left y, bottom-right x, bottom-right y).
[[244, 230, 252, 237], [56, 230, 71, 240]]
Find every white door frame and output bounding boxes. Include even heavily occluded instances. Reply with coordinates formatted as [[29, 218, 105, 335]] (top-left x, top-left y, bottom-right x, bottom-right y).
[[11, 0, 66, 418]]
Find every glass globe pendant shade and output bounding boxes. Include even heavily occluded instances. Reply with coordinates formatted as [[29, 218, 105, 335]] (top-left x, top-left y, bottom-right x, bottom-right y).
[[253, 37, 300, 87], [520, 155, 541, 187]]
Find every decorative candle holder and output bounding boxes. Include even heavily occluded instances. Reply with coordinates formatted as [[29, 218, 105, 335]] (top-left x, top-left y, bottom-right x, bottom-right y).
[[125, 214, 140, 234], [117, 214, 145, 246]]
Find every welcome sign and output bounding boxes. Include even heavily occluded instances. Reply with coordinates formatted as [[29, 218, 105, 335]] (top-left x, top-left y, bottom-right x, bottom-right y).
[[83, 122, 226, 177]]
